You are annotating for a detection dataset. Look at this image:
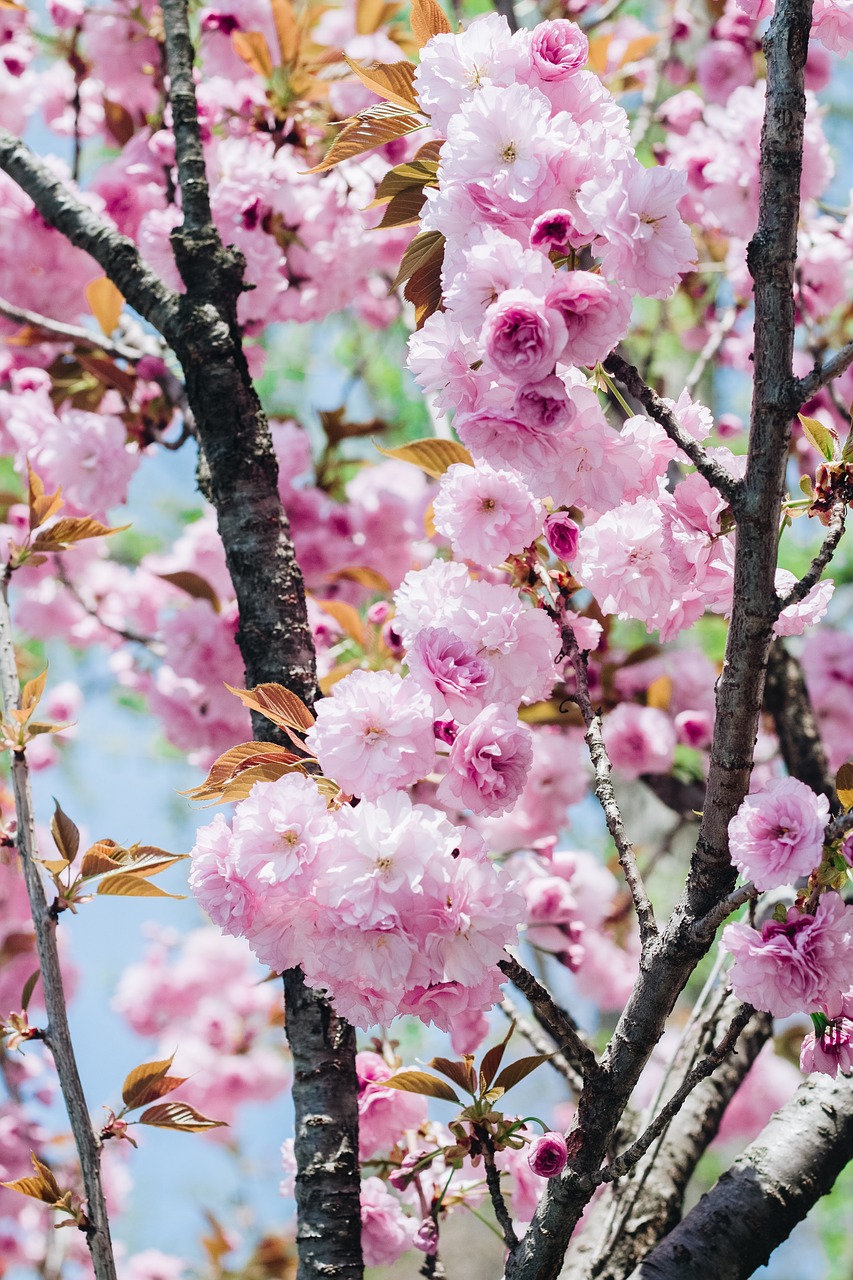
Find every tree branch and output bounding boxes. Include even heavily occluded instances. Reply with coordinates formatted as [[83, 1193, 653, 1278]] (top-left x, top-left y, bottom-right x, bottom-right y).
[[588, 1005, 755, 1190], [0, 129, 179, 339], [0, 296, 143, 361], [631, 1071, 853, 1280], [500, 996, 585, 1094], [602, 352, 743, 508], [0, 586, 117, 1280], [560, 624, 657, 948], [777, 504, 846, 611], [763, 640, 838, 809], [498, 956, 599, 1082], [795, 338, 853, 403], [482, 1136, 520, 1250], [691, 882, 758, 942]]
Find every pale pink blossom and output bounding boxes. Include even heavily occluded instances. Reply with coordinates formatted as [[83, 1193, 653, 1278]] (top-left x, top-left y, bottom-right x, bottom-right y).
[[406, 626, 493, 721], [545, 273, 632, 367], [413, 13, 530, 134], [481, 288, 568, 383], [360, 1177, 416, 1266], [605, 703, 677, 779], [438, 704, 534, 816], [728, 777, 830, 890], [723, 893, 853, 1017], [529, 20, 588, 80], [513, 375, 577, 433], [305, 670, 436, 799], [357, 1051, 428, 1159], [441, 83, 553, 205], [433, 462, 542, 565], [577, 498, 676, 628], [773, 569, 834, 637]]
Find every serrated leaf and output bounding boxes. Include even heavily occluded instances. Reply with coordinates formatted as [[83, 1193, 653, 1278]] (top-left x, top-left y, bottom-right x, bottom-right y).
[[308, 102, 423, 174], [410, 0, 452, 47], [798, 414, 838, 463], [85, 278, 124, 338], [27, 466, 63, 531], [376, 436, 472, 478], [479, 1022, 514, 1093], [836, 762, 853, 813], [344, 56, 418, 111], [384, 1070, 460, 1102], [180, 740, 304, 804], [404, 249, 444, 328], [232, 30, 274, 79], [271, 0, 300, 63], [2, 1154, 62, 1204], [120, 847, 190, 879], [492, 1054, 552, 1093], [31, 516, 129, 553], [371, 158, 439, 205], [121, 1055, 175, 1109], [390, 229, 444, 291], [158, 571, 221, 613], [378, 186, 428, 229], [20, 970, 40, 1013], [50, 800, 79, 865], [225, 682, 315, 731], [138, 1102, 228, 1132], [80, 848, 122, 878], [429, 1056, 476, 1094], [315, 599, 365, 647], [96, 874, 184, 899]]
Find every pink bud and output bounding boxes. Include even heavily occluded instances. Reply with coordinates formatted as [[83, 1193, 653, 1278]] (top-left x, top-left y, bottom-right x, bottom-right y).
[[413, 1218, 439, 1255], [528, 1131, 568, 1178], [544, 512, 580, 562]]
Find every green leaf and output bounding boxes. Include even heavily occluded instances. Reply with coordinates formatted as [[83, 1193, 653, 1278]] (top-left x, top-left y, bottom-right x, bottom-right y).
[[798, 414, 838, 463], [383, 1070, 461, 1102]]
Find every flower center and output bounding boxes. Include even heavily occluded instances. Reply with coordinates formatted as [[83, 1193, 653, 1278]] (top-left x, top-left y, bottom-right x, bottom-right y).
[[501, 142, 518, 163]]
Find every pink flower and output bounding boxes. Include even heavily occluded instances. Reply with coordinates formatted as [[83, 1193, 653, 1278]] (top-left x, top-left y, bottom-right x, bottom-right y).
[[513, 375, 577, 432], [578, 499, 676, 630], [723, 893, 853, 1017], [357, 1051, 428, 1159], [527, 1131, 568, 1178], [728, 777, 830, 891], [545, 272, 632, 367], [529, 19, 588, 80], [481, 288, 568, 383], [441, 83, 554, 204], [773, 569, 834, 637], [305, 670, 436, 799], [544, 512, 580, 561], [406, 626, 493, 722], [413, 12, 530, 134], [433, 462, 542, 566], [530, 209, 578, 255], [800, 1011, 853, 1077], [604, 703, 677, 779], [438, 704, 534, 816], [360, 1177, 416, 1267], [414, 1218, 439, 1255]]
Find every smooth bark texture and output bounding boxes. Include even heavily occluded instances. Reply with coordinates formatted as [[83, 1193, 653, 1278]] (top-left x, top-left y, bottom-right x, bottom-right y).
[[0, 586, 117, 1280], [631, 1072, 853, 1280]]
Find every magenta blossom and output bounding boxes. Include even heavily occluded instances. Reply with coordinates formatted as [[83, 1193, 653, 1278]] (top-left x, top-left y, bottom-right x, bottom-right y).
[[727, 776, 830, 891], [544, 512, 580, 562], [527, 1131, 568, 1178]]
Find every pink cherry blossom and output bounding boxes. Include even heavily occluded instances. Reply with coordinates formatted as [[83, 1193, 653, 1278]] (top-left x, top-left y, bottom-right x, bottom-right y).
[[360, 1177, 416, 1267], [433, 461, 542, 566], [481, 288, 568, 383], [604, 704, 677, 779], [527, 1131, 568, 1177], [305, 669, 436, 799], [438, 704, 534, 816], [406, 626, 493, 722], [529, 20, 588, 80], [727, 777, 830, 890]]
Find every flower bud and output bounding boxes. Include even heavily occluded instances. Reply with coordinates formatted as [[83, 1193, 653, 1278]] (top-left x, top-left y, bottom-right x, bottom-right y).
[[527, 1131, 568, 1178], [544, 512, 580, 562]]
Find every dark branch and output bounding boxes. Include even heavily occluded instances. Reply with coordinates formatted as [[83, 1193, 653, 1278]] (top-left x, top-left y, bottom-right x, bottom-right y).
[[481, 1136, 519, 1250], [692, 882, 758, 942], [764, 640, 838, 810], [498, 955, 599, 1082], [633, 1071, 853, 1280], [500, 996, 585, 1094], [796, 338, 853, 403], [0, 589, 117, 1280], [777, 504, 846, 611], [603, 352, 743, 508]]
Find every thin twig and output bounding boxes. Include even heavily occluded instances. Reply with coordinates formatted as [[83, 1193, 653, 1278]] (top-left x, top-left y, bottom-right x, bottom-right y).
[[500, 996, 584, 1094], [0, 296, 143, 362], [560, 623, 658, 948], [0, 579, 117, 1280], [587, 1004, 755, 1189], [481, 1136, 519, 1250], [604, 352, 743, 509], [796, 339, 853, 403], [777, 505, 846, 611], [498, 955, 599, 1082], [692, 881, 759, 941]]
